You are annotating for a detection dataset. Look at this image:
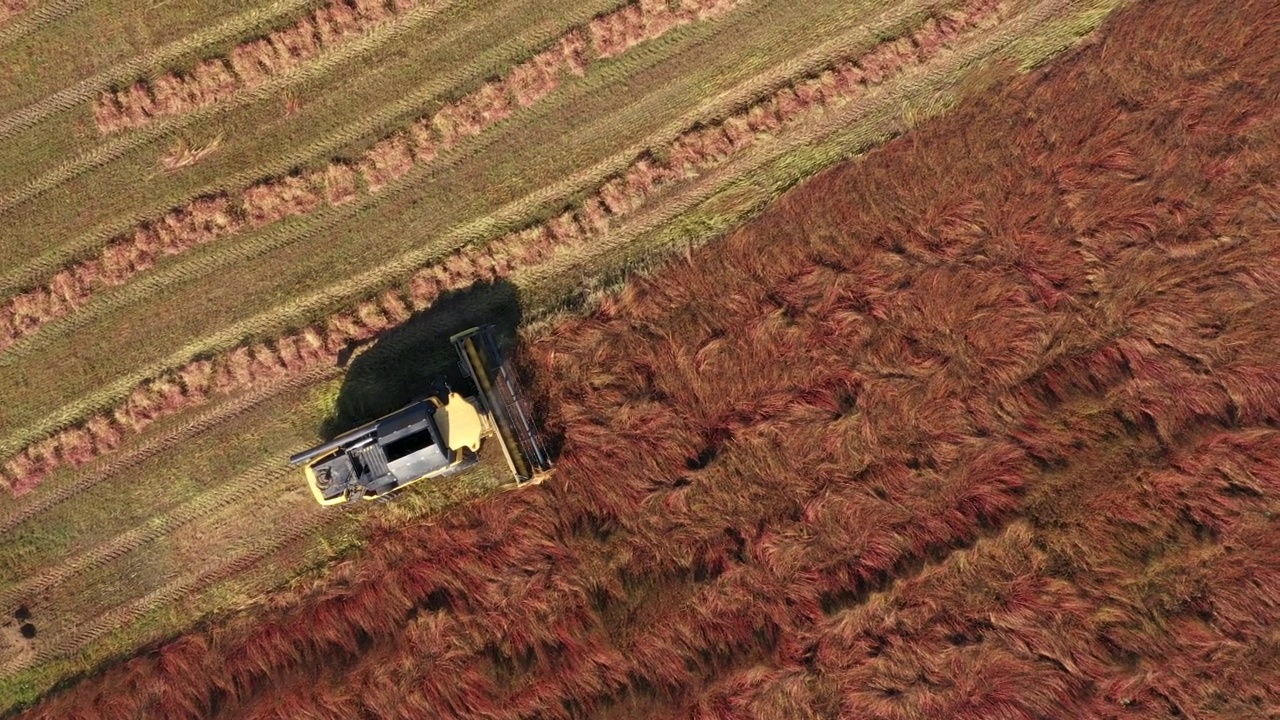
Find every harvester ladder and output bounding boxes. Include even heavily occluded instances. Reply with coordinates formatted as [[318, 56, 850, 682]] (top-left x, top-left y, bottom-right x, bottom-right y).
[[349, 442, 389, 480]]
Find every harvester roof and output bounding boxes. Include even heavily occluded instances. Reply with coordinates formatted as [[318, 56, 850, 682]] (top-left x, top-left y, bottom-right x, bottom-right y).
[[289, 398, 452, 502]]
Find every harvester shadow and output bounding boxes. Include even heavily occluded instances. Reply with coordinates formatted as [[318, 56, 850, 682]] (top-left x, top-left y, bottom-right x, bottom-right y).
[[322, 279, 523, 440]]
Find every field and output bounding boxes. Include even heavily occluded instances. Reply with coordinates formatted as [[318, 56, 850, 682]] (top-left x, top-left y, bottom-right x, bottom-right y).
[[3, 0, 1276, 716]]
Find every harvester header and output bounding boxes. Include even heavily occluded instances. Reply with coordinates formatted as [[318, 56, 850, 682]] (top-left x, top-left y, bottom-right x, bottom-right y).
[[451, 325, 553, 485]]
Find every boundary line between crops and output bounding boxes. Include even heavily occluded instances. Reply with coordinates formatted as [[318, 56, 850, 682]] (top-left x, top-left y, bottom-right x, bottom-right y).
[[1, 0, 1138, 684], [0, 0, 322, 138], [521, 0, 1103, 294], [0, 0, 89, 49], [0, 0, 1110, 672]]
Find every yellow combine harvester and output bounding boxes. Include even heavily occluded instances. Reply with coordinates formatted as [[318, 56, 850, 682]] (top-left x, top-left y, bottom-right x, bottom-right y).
[[289, 325, 552, 505]]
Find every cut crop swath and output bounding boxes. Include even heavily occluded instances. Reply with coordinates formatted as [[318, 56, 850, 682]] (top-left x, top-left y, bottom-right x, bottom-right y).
[[93, 0, 426, 133], [0, 0, 753, 354]]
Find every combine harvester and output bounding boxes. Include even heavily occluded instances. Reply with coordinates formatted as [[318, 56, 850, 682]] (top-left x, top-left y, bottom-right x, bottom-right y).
[[288, 325, 552, 505]]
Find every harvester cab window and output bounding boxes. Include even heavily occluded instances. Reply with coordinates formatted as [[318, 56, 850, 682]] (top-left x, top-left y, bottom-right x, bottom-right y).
[[383, 428, 436, 463]]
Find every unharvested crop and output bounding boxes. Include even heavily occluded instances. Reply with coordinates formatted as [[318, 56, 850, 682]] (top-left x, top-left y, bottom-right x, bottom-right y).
[[18, 0, 1279, 716], [0, 0, 1002, 495]]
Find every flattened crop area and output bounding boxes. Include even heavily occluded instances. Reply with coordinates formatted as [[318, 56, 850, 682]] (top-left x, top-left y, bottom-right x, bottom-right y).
[[0, 0, 1133, 712]]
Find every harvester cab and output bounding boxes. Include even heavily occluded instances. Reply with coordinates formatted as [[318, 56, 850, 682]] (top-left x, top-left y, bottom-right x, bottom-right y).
[[289, 325, 551, 505]]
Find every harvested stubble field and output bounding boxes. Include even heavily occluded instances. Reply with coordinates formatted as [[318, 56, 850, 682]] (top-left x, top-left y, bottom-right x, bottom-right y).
[[3, 0, 1259, 715]]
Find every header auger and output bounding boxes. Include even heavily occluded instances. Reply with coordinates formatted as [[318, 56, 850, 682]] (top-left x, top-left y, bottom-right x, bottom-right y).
[[289, 325, 552, 505]]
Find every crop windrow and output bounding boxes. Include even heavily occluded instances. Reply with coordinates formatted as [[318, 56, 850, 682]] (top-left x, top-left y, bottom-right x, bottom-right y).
[[0, 0, 466, 217], [0, 0, 1004, 495], [94, 0, 425, 133], [0, 0, 322, 138], [0, 0, 749, 353]]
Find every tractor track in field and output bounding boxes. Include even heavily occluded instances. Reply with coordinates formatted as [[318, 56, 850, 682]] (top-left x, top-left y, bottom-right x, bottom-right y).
[[0, 0, 89, 49], [0, 0, 323, 137], [0, 0, 469, 217], [0, 0, 932, 458], [2, 439, 515, 672], [0, 0, 904, 305], [0, 0, 615, 298], [0, 0, 724, 316], [0, 363, 340, 535], [0, 1, 621, 364], [1, 504, 326, 675], [0, 461, 292, 614]]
